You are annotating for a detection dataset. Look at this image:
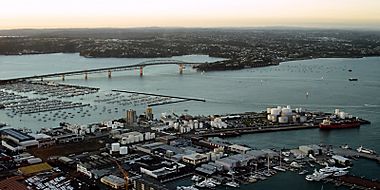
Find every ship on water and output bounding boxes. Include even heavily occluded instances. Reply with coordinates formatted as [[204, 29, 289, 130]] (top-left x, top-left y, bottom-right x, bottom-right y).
[[319, 118, 360, 129], [319, 109, 362, 129]]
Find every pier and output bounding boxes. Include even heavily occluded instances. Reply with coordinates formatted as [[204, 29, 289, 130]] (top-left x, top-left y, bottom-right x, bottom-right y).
[[332, 147, 380, 163], [200, 125, 318, 137], [112, 89, 206, 102]]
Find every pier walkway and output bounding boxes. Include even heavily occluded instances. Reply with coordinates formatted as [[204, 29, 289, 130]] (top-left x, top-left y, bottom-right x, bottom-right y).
[[112, 89, 206, 102]]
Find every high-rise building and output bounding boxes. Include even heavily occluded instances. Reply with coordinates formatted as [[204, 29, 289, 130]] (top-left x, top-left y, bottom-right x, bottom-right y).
[[146, 107, 153, 121], [126, 109, 137, 125]]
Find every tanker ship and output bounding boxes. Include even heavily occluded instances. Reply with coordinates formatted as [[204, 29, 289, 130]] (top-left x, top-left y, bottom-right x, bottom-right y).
[[319, 118, 360, 129]]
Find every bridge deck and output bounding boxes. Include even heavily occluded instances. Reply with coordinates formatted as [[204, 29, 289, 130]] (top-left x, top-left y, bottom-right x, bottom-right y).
[[0, 60, 200, 82]]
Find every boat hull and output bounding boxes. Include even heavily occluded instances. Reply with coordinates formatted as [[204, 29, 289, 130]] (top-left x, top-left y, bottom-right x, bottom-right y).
[[319, 121, 360, 129]]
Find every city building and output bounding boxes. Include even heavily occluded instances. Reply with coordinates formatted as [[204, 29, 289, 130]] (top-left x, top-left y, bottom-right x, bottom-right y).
[[1, 128, 39, 151], [228, 144, 251, 154], [146, 107, 154, 121], [100, 175, 125, 189], [126, 109, 137, 125], [182, 153, 209, 165]]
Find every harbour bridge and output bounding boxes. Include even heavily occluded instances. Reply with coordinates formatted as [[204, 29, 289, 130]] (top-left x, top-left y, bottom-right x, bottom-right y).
[[0, 59, 202, 83]]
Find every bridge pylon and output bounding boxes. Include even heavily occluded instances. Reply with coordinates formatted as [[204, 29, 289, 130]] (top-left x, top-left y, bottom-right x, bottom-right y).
[[179, 64, 184, 75], [61, 75, 65, 81], [108, 70, 112, 79], [84, 73, 88, 80], [140, 66, 144, 77]]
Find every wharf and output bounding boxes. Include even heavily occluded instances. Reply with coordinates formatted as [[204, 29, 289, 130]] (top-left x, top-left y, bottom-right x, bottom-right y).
[[200, 125, 318, 137], [332, 147, 380, 163], [324, 175, 380, 190], [112, 89, 206, 102]]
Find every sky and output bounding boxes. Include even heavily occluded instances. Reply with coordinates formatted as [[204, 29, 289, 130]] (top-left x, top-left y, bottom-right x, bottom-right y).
[[1, 0, 380, 29]]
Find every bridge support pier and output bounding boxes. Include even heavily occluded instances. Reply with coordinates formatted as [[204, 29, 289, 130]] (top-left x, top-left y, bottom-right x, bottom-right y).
[[108, 70, 112, 79], [140, 66, 144, 77], [61, 75, 65, 81], [40, 77, 43, 81], [84, 73, 88, 80], [179, 64, 184, 75]]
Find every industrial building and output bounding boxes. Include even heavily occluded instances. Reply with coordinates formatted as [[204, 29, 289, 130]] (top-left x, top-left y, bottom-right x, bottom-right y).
[[100, 175, 125, 189], [1, 128, 39, 151], [182, 153, 209, 165], [228, 144, 251, 154]]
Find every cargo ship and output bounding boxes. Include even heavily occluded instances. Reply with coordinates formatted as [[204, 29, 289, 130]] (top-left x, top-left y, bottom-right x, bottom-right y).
[[319, 119, 360, 129]]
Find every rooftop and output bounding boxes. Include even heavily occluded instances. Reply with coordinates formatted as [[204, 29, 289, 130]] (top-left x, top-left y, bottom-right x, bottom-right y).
[[1, 128, 34, 142]]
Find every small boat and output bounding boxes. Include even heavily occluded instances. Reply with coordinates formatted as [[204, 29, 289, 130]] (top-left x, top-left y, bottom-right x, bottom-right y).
[[273, 166, 286, 172], [333, 170, 349, 177], [348, 78, 358, 81], [356, 146, 376, 154], [340, 144, 351, 149], [298, 170, 308, 175], [225, 181, 240, 188]]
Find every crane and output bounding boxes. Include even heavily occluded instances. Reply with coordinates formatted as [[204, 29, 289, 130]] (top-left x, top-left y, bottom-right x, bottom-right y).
[[114, 160, 129, 190]]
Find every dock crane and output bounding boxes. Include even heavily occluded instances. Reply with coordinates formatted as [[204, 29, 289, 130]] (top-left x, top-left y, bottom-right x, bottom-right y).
[[114, 160, 129, 190]]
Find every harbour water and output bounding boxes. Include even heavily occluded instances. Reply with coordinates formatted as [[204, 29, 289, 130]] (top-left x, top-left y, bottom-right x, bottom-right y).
[[1, 53, 379, 189]]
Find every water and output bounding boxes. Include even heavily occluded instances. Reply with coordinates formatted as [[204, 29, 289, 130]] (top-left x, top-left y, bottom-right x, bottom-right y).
[[1, 53, 380, 189]]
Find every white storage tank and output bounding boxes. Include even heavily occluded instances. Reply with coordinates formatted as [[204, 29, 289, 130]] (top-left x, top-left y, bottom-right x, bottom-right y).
[[150, 133, 155, 139], [194, 121, 199, 129], [111, 143, 120, 152], [267, 108, 272, 113], [199, 122, 204, 129], [281, 108, 292, 115], [267, 114, 272, 120], [271, 115, 278, 122], [300, 116, 307, 123], [278, 116, 289, 124], [339, 112, 346, 119], [271, 108, 281, 116], [138, 134, 144, 142], [119, 147, 128, 155], [292, 115, 298, 123], [335, 109, 340, 115]]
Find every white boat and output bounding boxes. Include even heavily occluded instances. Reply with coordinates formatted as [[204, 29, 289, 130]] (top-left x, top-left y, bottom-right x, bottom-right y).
[[305, 170, 331, 181], [298, 170, 308, 175], [319, 166, 350, 173], [273, 166, 286, 172], [333, 170, 349, 177], [356, 146, 376, 154], [191, 175, 202, 182], [207, 178, 221, 185], [177, 185, 199, 190], [225, 181, 240, 188]]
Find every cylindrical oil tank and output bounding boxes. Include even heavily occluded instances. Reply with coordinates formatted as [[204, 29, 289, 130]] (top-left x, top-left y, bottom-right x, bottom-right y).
[[281, 108, 292, 115], [111, 143, 120, 152], [271, 115, 278, 122], [300, 116, 307, 123], [278, 116, 289, 124], [339, 112, 346, 119], [271, 108, 281, 116], [119, 147, 128, 155], [335, 109, 340, 115]]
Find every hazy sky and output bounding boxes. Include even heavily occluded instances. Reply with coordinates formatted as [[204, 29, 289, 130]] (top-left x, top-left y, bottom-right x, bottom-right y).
[[1, 0, 380, 29]]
